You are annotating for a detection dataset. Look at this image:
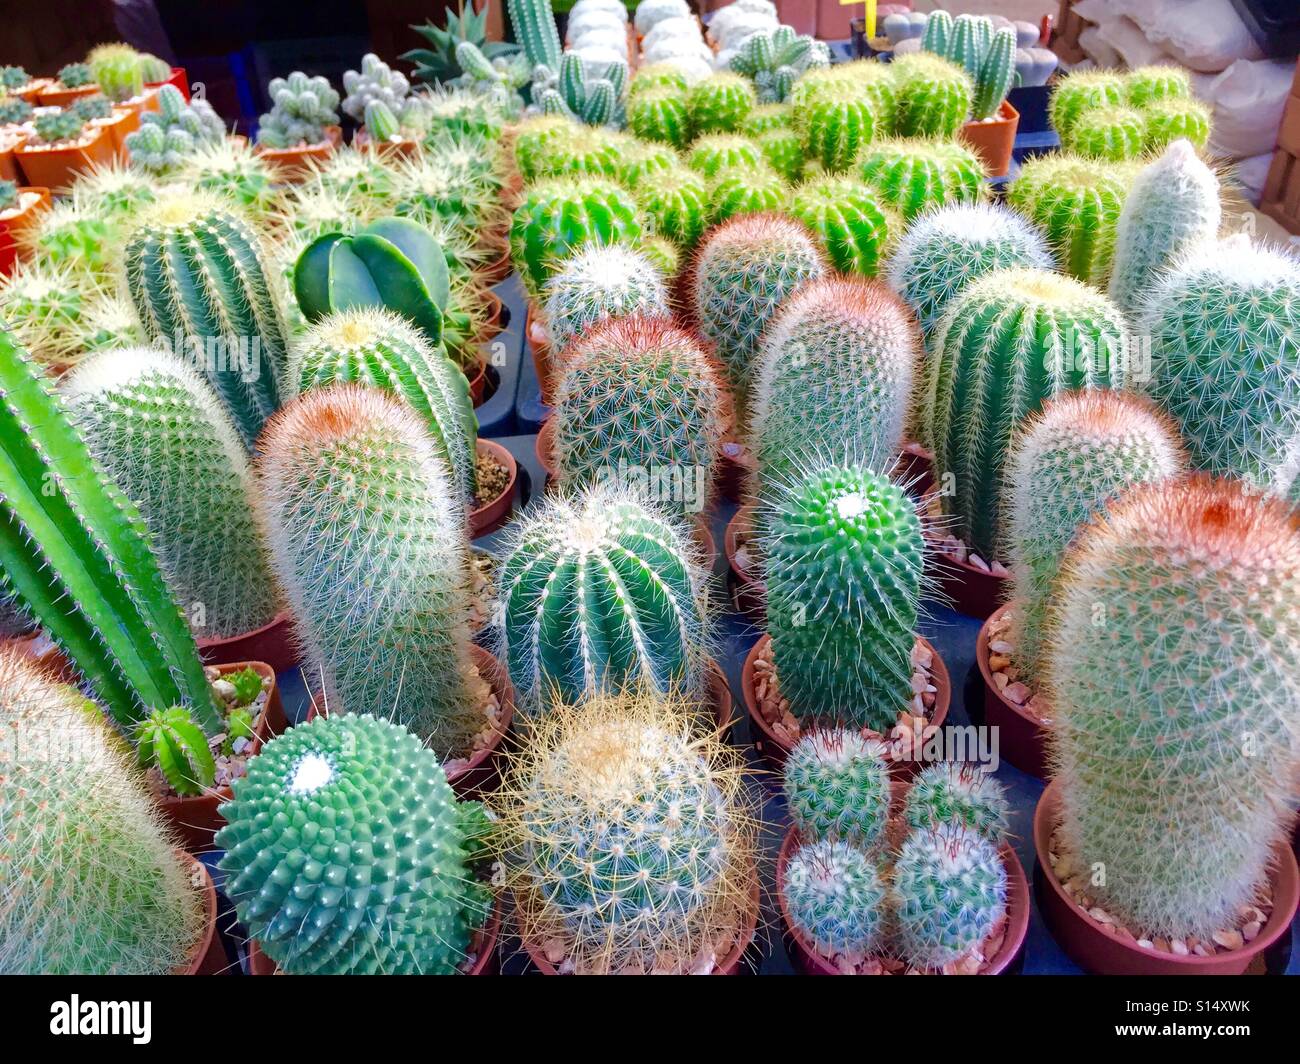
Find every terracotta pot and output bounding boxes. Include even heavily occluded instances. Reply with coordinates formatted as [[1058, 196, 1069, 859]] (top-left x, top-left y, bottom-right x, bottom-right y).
[[249, 894, 503, 975], [14, 124, 115, 192], [197, 609, 298, 689], [175, 855, 226, 975], [716, 437, 758, 503], [777, 820, 1030, 975], [465, 354, 490, 406], [481, 242, 512, 285], [325, 125, 343, 147], [740, 633, 951, 776], [93, 106, 140, 156], [37, 83, 100, 108], [469, 438, 517, 537], [976, 602, 1048, 779], [724, 503, 766, 625], [526, 304, 557, 405], [307, 644, 515, 799], [353, 127, 421, 161], [254, 139, 334, 181], [934, 544, 1010, 620], [155, 661, 283, 852], [0, 185, 51, 275], [145, 67, 190, 100], [895, 442, 935, 497], [522, 875, 760, 974], [0, 129, 23, 183], [703, 656, 734, 738], [1033, 779, 1299, 975], [11, 78, 53, 104], [960, 100, 1020, 178]]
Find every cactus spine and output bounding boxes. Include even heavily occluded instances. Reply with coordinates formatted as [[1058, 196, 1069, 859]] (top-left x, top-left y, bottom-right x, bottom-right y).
[[541, 243, 669, 354], [1049, 69, 1125, 140], [686, 72, 757, 136], [858, 137, 984, 222], [903, 761, 1009, 841], [628, 85, 691, 148], [785, 840, 886, 962], [638, 165, 710, 248], [1061, 106, 1146, 162], [783, 729, 890, 846], [890, 53, 973, 138], [799, 95, 875, 173], [788, 176, 894, 278]]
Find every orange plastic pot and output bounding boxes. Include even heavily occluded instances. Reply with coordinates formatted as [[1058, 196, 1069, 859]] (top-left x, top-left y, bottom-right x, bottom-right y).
[[38, 82, 100, 108], [0, 129, 23, 183], [11, 78, 52, 104], [254, 139, 334, 181], [145, 67, 189, 100], [14, 125, 115, 192], [94, 106, 141, 155], [960, 99, 1020, 178], [0, 185, 51, 275]]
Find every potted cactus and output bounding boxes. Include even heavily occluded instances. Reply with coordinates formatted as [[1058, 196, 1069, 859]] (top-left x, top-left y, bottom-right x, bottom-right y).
[[0, 96, 33, 182], [0, 64, 52, 104], [123, 83, 224, 173], [255, 71, 342, 179], [0, 177, 51, 276], [13, 107, 114, 192], [140, 52, 191, 101], [38, 62, 100, 108], [86, 43, 159, 119]]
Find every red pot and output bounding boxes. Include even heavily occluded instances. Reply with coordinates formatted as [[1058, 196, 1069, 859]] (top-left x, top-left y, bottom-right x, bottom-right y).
[[741, 632, 950, 776], [307, 644, 515, 799], [470, 439, 518, 537], [0, 184, 51, 275], [156, 661, 282, 852], [175, 855, 226, 975], [960, 99, 1021, 179], [145, 67, 190, 101], [976, 602, 1048, 779], [1033, 778, 1300, 975], [777, 821, 1030, 975], [14, 124, 115, 193], [934, 545, 1010, 620], [724, 504, 766, 625], [197, 610, 298, 687]]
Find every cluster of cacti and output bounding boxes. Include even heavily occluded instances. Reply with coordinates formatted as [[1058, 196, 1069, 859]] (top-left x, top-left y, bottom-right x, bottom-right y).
[[727, 24, 830, 104], [541, 242, 668, 353], [787, 176, 893, 277], [257, 71, 339, 148], [1006, 390, 1185, 684], [1047, 477, 1300, 940], [177, 137, 280, 220], [342, 53, 411, 123], [532, 50, 629, 128], [1052, 65, 1212, 157], [125, 83, 224, 172], [858, 137, 984, 222], [218, 713, 492, 974], [1049, 70, 1124, 141], [783, 729, 890, 846], [919, 11, 1016, 121], [903, 761, 1009, 841], [889, 52, 973, 138]]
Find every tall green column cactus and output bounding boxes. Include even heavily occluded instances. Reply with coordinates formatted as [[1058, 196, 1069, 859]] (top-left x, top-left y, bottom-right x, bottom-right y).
[[1006, 391, 1185, 684], [1142, 235, 1300, 495], [290, 307, 478, 502], [255, 385, 487, 759], [925, 268, 1130, 560], [686, 72, 757, 137], [0, 649, 205, 974], [1049, 69, 1125, 140], [858, 137, 984, 222], [763, 464, 924, 732], [62, 348, 280, 641], [1109, 139, 1221, 320], [0, 329, 219, 733], [511, 0, 560, 70], [1047, 477, 1300, 939], [785, 839, 886, 962], [123, 191, 288, 448], [788, 176, 894, 277], [638, 165, 711, 248], [497, 488, 706, 713], [799, 95, 875, 173], [972, 27, 1016, 121], [541, 243, 668, 354], [890, 53, 972, 138], [885, 202, 1055, 338], [217, 713, 491, 974]]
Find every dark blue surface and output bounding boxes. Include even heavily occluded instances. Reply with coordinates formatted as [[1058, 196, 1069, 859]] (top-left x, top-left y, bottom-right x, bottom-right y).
[[474, 273, 528, 438]]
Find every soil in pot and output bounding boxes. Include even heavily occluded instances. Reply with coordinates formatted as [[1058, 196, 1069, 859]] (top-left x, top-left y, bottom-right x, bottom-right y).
[[470, 439, 517, 537], [976, 603, 1049, 779]]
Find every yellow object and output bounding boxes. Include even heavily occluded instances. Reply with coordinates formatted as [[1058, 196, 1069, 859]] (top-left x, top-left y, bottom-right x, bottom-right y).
[[841, 0, 877, 40]]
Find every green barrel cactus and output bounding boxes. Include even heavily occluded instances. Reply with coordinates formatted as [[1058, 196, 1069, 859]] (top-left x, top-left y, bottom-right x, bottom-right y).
[[890, 53, 973, 138], [511, 114, 578, 183], [527, 122, 622, 179], [541, 242, 669, 354], [255, 385, 487, 758], [783, 728, 890, 846], [686, 72, 757, 137], [903, 762, 1009, 842], [1142, 98, 1212, 153], [62, 348, 280, 641], [784, 839, 886, 962], [290, 307, 478, 502], [1047, 477, 1300, 940], [217, 713, 491, 974], [686, 133, 764, 179], [925, 268, 1130, 560], [638, 165, 711, 248], [123, 190, 289, 448], [618, 139, 681, 187], [743, 102, 792, 136], [709, 164, 788, 225], [177, 137, 280, 221], [628, 85, 691, 148], [798, 94, 875, 173], [763, 464, 924, 732], [628, 62, 689, 99], [1049, 69, 1125, 140], [0, 649, 205, 974], [639, 235, 680, 279], [757, 127, 805, 183], [1061, 105, 1146, 162], [0, 260, 91, 372], [87, 43, 144, 103], [1124, 64, 1191, 109], [788, 175, 894, 277], [858, 137, 984, 222], [1006, 390, 1185, 683], [1142, 235, 1300, 495]]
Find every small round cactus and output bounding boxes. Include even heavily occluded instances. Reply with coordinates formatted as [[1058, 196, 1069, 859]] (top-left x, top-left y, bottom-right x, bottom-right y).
[[686, 133, 764, 178], [177, 137, 279, 220], [618, 139, 681, 186], [903, 762, 1009, 842], [542, 242, 669, 356], [783, 728, 891, 846], [858, 137, 984, 222], [756, 126, 805, 183], [1049, 69, 1125, 140], [686, 71, 757, 136], [784, 839, 886, 962], [788, 175, 894, 277], [798, 94, 875, 173], [528, 123, 622, 179], [637, 165, 711, 248], [1123, 65, 1191, 109], [1142, 97, 1212, 153], [1061, 105, 1146, 161], [0, 260, 90, 371], [743, 102, 792, 136], [708, 164, 788, 225], [890, 52, 973, 138], [511, 114, 579, 183], [628, 85, 691, 148]]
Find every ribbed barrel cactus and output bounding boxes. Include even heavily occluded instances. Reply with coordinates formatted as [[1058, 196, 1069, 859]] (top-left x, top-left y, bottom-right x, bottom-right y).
[[0, 649, 205, 974], [1061, 105, 1146, 162], [903, 761, 1009, 841], [1142, 98, 1212, 153], [542, 242, 669, 354], [1124, 65, 1191, 108], [1049, 69, 1124, 140], [628, 85, 691, 148], [784, 839, 886, 962], [686, 72, 756, 136], [783, 729, 890, 846], [255, 385, 487, 758], [709, 164, 788, 226], [527, 123, 622, 179], [858, 137, 984, 222], [757, 126, 805, 183], [1047, 477, 1300, 940], [764, 464, 925, 733], [217, 713, 491, 974], [788, 176, 894, 277], [686, 133, 763, 178], [798, 95, 875, 173], [62, 348, 279, 641], [178, 137, 280, 221], [618, 140, 681, 187], [890, 53, 972, 138], [1143, 235, 1300, 495], [638, 165, 711, 248]]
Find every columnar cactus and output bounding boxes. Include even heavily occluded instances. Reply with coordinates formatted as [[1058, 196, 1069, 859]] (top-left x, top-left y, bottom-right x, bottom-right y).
[[342, 53, 410, 123], [1007, 154, 1130, 285], [892, 824, 1007, 968], [217, 713, 491, 974], [290, 307, 478, 502], [890, 53, 972, 138], [123, 191, 288, 447], [1142, 98, 1212, 153], [1006, 391, 1185, 682], [0, 649, 205, 974], [1109, 139, 1221, 320], [925, 268, 1130, 559], [0, 330, 219, 733], [63, 348, 280, 641], [783, 729, 890, 846], [764, 464, 925, 732], [686, 72, 757, 136], [784, 840, 886, 962], [542, 242, 669, 353], [552, 316, 726, 518], [1049, 69, 1125, 140], [1061, 105, 1145, 162], [255, 385, 488, 758], [885, 202, 1054, 337], [1047, 477, 1300, 940], [903, 762, 1009, 841], [858, 137, 984, 222], [709, 164, 788, 225], [628, 85, 690, 147], [798, 95, 875, 173], [728, 24, 830, 104], [687, 133, 764, 178], [788, 176, 893, 278], [509, 0, 563, 70], [257, 71, 340, 148], [497, 690, 757, 974], [497, 487, 706, 712], [1142, 235, 1300, 495], [638, 165, 711, 248]]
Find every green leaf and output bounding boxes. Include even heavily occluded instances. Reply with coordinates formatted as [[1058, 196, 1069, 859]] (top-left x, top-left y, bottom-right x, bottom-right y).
[[293, 233, 346, 321]]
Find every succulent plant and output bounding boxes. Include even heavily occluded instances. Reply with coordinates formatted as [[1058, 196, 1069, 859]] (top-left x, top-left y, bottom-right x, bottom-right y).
[[0, 329, 219, 733], [342, 53, 410, 123], [218, 712, 492, 973], [532, 49, 629, 128], [87, 43, 145, 103], [636, 165, 709, 248], [0, 180, 14, 212], [708, 163, 787, 225], [858, 137, 984, 222], [177, 137, 280, 220], [629, 61, 690, 98], [0, 648, 205, 973], [903, 762, 1009, 841], [892, 823, 1007, 968], [0, 96, 33, 125], [920, 13, 1015, 121], [686, 72, 757, 136], [686, 133, 762, 178], [542, 242, 669, 354], [1061, 105, 1145, 162], [32, 109, 86, 145], [511, 114, 577, 182], [784, 839, 886, 962], [70, 158, 159, 222], [257, 71, 340, 148], [798, 94, 876, 173], [728, 24, 830, 104], [1124, 64, 1191, 109], [1006, 390, 1185, 683], [1049, 69, 1125, 141], [135, 705, 216, 797], [125, 83, 224, 173], [1048, 477, 1300, 940], [1142, 235, 1300, 495], [783, 728, 891, 846], [123, 190, 288, 448], [788, 175, 893, 277], [0, 65, 30, 91], [764, 463, 925, 733], [391, 139, 508, 238], [138, 53, 174, 83], [70, 93, 112, 123], [743, 102, 792, 136], [301, 146, 397, 206], [497, 690, 757, 974], [925, 268, 1130, 560], [63, 348, 280, 641], [890, 52, 972, 138], [1142, 98, 1212, 153], [27, 177, 115, 280], [628, 85, 690, 147], [405, 0, 521, 85], [74, 292, 146, 354], [755, 126, 805, 183], [530, 121, 622, 178], [0, 260, 90, 370]]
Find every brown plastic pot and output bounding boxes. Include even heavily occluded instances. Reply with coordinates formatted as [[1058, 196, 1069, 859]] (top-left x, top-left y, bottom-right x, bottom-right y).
[[465, 353, 491, 407], [716, 436, 758, 503], [175, 854, 226, 975], [37, 82, 100, 108], [254, 139, 334, 181], [197, 609, 298, 698], [306, 644, 515, 799], [156, 661, 282, 852], [896, 441, 935, 496], [960, 99, 1021, 178], [724, 503, 766, 625], [1034, 778, 1299, 975], [522, 875, 760, 974], [0, 184, 50, 275], [14, 124, 115, 192], [741, 633, 950, 777], [934, 545, 1010, 620], [353, 127, 421, 161], [526, 304, 558, 404], [976, 602, 1048, 779], [469, 438, 517, 537], [481, 242, 512, 285]]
